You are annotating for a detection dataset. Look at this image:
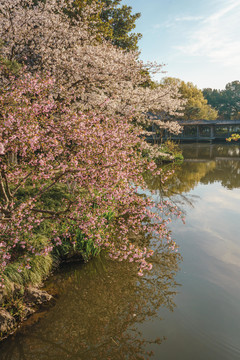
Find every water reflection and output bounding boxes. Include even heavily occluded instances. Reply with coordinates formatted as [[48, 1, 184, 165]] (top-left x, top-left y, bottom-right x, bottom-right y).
[[145, 144, 240, 200], [0, 248, 181, 360], [156, 143, 240, 360], [182, 143, 240, 160], [145, 161, 216, 196], [182, 144, 240, 190]]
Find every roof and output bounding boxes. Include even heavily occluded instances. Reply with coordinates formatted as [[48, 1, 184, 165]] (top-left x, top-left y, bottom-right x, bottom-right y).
[[177, 119, 240, 126]]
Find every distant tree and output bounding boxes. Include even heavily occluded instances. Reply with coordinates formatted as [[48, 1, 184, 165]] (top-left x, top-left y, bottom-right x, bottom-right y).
[[162, 77, 218, 120], [223, 81, 240, 119], [202, 88, 221, 111], [203, 81, 240, 120]]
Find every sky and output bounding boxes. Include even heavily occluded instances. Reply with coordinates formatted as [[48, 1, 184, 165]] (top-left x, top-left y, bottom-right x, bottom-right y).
[[121, 0, 240, 90]]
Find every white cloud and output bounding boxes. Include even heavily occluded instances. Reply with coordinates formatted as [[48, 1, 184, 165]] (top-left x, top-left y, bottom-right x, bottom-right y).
[[154, 16, 203, 30], [152, 21, 175, 29], [175, 0, 240, 67], [174, 16, 203, 22]]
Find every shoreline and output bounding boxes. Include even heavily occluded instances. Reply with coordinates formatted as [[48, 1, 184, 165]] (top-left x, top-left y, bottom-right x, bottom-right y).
[[0, 255, 84, 342]]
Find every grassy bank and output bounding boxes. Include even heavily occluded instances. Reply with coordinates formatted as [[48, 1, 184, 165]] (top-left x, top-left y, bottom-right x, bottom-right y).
[[0, 228, 101, 340]]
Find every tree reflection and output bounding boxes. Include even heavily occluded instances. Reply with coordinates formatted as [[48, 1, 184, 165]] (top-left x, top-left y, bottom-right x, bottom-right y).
[[181, 143, 240, 160], [180, 144, 240, 190], [145, 144, 240, 203], [0, 247, 181, 360], [144, 161, 216, 197], [201, 159, 240, 189]]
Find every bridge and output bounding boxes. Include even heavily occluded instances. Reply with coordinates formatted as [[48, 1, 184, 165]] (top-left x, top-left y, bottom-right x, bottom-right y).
[[151, 119, 240, 142]]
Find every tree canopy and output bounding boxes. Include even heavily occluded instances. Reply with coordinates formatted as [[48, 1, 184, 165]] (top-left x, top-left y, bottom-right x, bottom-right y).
[[161, 77, 218, 121], [100, 0, 142, 51], [203, 80, 240, 120], [0, 0, 183, 129]]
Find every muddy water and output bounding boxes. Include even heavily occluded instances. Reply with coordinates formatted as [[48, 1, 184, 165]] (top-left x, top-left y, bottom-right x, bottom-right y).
[[0, 143, 240, 360]]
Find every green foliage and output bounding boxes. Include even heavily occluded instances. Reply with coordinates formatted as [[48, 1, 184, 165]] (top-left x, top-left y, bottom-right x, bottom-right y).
[[203, 81, 240, 120], [101, 0, 142, 51], [162, 77, 218, 120], [65, 0, 113, 40], [0, 55, 22, 77], [54, 223, 101, 261], [67, 0, 142, 50], [3, 236, 53, 292], [53, 206, 117, 262]]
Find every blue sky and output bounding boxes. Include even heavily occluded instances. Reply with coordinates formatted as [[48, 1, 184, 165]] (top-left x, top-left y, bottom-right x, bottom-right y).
[[122, 0, 240, 90]]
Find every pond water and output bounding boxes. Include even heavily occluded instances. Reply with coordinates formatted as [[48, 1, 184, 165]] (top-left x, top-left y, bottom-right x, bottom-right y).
[[0, 143, 240, 360]]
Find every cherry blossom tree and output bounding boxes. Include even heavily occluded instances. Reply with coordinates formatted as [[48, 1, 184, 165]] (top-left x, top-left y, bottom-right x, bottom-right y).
[[0, 0, 183, 133], [0, 64, 181, 287]]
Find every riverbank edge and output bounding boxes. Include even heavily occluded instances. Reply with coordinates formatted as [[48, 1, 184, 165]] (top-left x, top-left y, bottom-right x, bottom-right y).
[[0, 285, 54, 341], [0, 253, 84, 342]]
